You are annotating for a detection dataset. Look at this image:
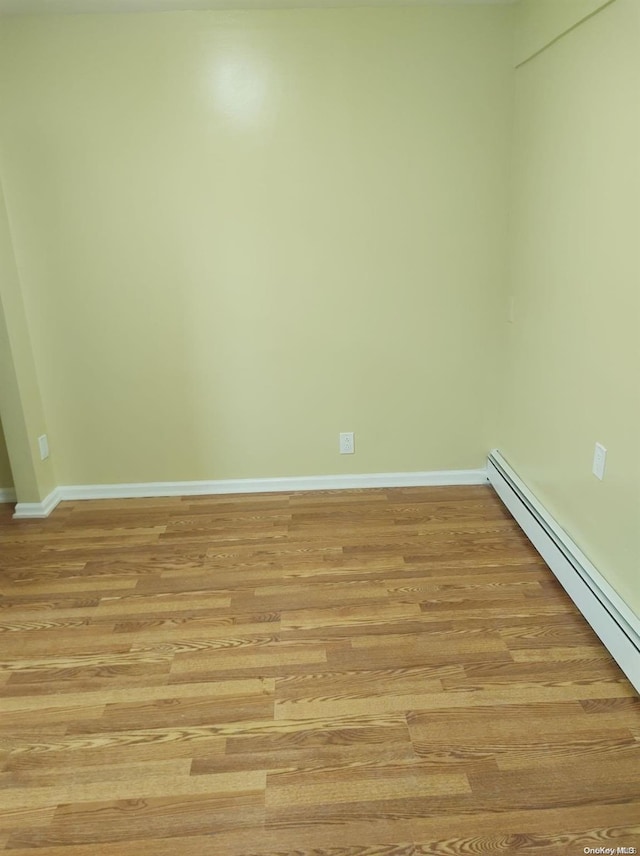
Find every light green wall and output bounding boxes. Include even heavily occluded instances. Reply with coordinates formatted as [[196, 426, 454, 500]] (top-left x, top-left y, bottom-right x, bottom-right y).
[[501, 0, 640, 616], [0, 177, 56, 502], [0, 6, 513, 485], [0, 418, 13, 490], [514, 0, 614, 64]]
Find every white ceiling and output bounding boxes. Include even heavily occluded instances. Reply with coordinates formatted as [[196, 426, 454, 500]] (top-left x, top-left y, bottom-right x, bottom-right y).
[[0, 0, 518, 15]]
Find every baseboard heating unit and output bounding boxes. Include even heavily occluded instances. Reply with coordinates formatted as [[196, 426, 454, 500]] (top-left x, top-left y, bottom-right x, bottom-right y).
[[487, 450, 640, 695]]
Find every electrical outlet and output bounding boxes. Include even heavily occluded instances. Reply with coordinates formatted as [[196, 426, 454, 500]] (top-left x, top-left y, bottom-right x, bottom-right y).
[[339, 432, 355, 454], [38, 434, 49, 461], [592, 442, 607, 480]]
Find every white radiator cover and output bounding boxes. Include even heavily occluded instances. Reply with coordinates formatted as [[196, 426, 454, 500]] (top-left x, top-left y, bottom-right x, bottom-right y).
[[488, 450, 640, 695]]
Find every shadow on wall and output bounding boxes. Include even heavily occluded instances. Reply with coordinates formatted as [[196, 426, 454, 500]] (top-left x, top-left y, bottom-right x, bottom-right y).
[[0, 417, 14, 489]]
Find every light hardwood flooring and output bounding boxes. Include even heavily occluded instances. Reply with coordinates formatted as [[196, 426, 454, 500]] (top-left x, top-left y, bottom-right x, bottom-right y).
[[0, 485, 639, 854]]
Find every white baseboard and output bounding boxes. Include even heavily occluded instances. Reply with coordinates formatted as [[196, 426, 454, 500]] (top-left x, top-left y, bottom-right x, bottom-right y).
[[0, 487, 17, 503], [488, 449, 640, 695], [13, 489, 61, 519], [11, 468, 488, 517], [56, 468, 487, 501]]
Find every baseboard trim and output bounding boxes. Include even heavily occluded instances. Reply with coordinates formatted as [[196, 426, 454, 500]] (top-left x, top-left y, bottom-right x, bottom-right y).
[[13, 489, 62, 519], [488, 449, 640, 695], [0, 487, 16, 503], [56, 468, 488, 502], [10, 468, 488, 517]]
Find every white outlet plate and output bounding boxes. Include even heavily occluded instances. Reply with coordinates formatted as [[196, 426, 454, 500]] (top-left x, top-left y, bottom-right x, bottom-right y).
[[339, 432, 355, 454], [38, 434, 49, 461], [592, 442, 607, 480]]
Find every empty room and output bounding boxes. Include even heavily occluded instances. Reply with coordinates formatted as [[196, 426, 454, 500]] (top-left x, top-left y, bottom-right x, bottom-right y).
[[0, 0, 639, 852]]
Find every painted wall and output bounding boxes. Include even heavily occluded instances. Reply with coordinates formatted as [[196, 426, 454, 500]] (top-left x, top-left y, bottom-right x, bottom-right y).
[[514, 0, 614, 64], [0, 176, 56, 502], [501, 0, 640, 616], [0, 419, 13, 490], [0, 6, 513, 485]]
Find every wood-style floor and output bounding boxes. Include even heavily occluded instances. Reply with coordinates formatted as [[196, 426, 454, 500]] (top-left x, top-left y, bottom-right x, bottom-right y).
[[0, 485, 639, 854]]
